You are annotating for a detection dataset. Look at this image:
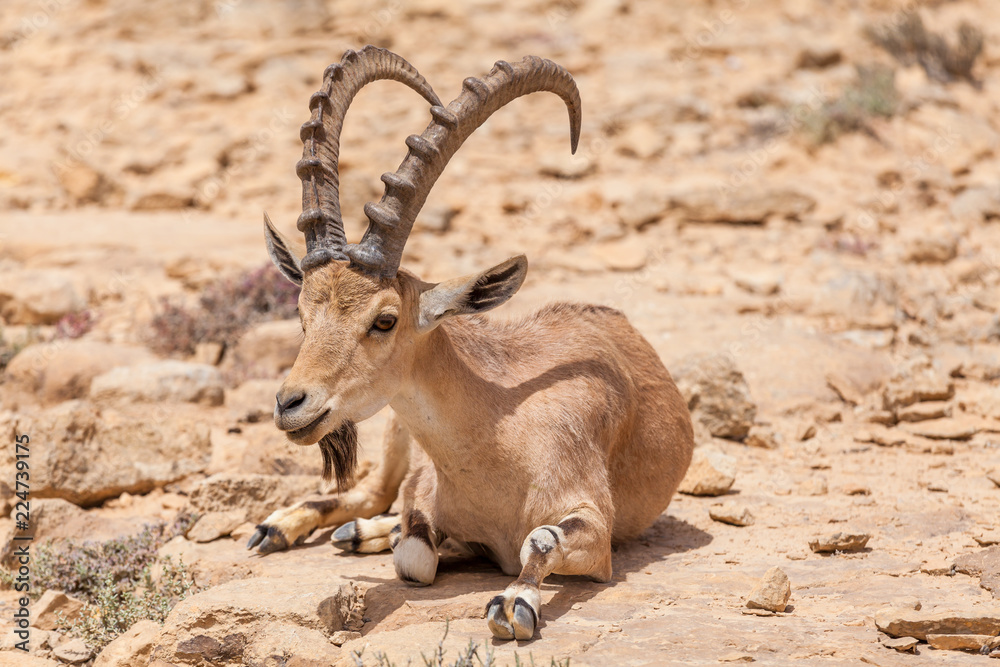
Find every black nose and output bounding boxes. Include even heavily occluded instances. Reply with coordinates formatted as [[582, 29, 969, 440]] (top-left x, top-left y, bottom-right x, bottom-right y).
[[276, 390, 306, 415]]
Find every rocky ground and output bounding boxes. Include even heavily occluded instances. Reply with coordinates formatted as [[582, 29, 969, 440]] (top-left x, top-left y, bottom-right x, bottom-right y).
[[1, 0, 1000, 665]]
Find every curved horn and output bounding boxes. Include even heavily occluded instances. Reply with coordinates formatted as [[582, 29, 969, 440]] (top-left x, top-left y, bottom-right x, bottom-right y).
[[346, 56, 582, 278], [297, 46, 442, 271]]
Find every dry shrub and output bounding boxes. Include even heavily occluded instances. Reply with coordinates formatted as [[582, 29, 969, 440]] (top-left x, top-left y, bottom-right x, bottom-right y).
[[804, 64, 899, 145], [55, 310, 97, 339], [149, 264, 299, 355], [865, 11, 983, 85]]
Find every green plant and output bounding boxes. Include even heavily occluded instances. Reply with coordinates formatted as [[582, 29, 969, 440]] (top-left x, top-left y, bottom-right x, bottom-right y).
[[61, 557, 197, 652], [149, 263, 299, 355], [865, 11, 983, 85], [29, 513, 195, 602], [803, 64, 899, 145]]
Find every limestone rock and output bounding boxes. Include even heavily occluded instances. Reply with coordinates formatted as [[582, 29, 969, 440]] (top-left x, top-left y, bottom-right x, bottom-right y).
[[52, 637, 93, 664], [185, 510, 246, 543], [949, 185, 1000, 222], [4, 341, 153, 403], [188, 474, 319, 524], [229, 319, 301, 376], [926, 634, 996, 652], [0, 269, 85, 325], [744, 425, 780, 449], [904, 236, 958, 264], [670, 186, 815, 224], [31, 590, 84, 631], [709, 501, 754, 526], [875, 608, 1000, 640], [899, 417, 979, 441], [674, 353, 757, 440], [227, 378, 280, 424], [331, 630, 362, 646], [746, 567, 791, 612], [881, 636, 919, 652], [897, 401, 951, 422], [678, 449, 736, 497], [808, 532, 870, 553], [0, 402, 210, 506], [883, 373, 954, 410], [91, 360, 224, 407], [94, 619, 160, 667], [154, 578, 362, 664], [953, 546, 1000, 598]]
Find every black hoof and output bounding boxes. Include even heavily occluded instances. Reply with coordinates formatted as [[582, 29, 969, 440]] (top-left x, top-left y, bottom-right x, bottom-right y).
[[247, 525, 288, 554]]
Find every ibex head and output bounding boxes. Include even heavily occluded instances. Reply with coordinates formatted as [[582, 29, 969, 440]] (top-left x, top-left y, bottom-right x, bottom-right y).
[[264, 46, 581, 487]]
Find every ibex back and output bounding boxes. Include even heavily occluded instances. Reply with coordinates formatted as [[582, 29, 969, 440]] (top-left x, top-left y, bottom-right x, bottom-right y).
[[247, 46, 695, 641]]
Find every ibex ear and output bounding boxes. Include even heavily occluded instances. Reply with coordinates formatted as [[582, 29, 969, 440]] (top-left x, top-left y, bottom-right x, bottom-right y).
[[417, 255, 528, 333], [264, 212, 303, 286]]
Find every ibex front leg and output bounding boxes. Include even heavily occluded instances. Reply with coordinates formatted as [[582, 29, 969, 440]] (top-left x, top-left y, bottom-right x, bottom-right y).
[[487, 507, 612, 641]]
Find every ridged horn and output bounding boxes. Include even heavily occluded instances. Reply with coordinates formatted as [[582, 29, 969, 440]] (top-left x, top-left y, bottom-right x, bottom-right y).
[[296, 45, 441, 271], [346, 55, 582, 278]]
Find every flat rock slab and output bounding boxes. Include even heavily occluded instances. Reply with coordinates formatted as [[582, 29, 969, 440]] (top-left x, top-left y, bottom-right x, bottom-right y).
[[899, 417, 980, 441], [926, 634, 999, 652], [881, 636, 919, 652], [875, 608, 1000, 640], [809, 532, 870, 553], [186, 510, 247, 543], [954, 546, 1000, 598]]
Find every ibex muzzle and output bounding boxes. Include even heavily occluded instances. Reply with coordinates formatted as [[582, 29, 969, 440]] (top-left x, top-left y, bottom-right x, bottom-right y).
[[253, 46, 694, 641]]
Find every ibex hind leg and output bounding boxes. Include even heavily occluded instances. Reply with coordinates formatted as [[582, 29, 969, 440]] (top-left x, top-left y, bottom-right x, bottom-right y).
[[248, 413, 411, 554], [487, 507, 612, 641]]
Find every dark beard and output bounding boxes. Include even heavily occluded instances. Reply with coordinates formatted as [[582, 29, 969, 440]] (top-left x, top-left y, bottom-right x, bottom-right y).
[[318, 420, 358, 489]]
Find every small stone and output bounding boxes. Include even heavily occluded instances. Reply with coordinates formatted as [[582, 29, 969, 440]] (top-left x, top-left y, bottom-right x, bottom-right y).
[[854, 427, 906, 447], [674, 353, 757, 440], [862, 410, 897, 426], [709, 501, 755, 527], [719, 652, 755, 662], [53, 637, 93, 664], [31, 591, 84, 631], [826, 372, 866, 405], [897, 401, 951, 422], [883, 374, 954, 410], [842, 485, 871, 496], [875, 608, 1000, 640], [900, 417, 979, 441], [731, 269, 782, 296], [904, 235, 958, 264], [808, 532, 870, 553], [796, 44, 842, 69], [744, 425, 780, 449], [331, 630, 362, 646], [926, 634, 996, 652], [678, 449, 737, 497], [538, 151, 595, 179], [881, 636, 919, 653], [798, 477, 828, 496], [919, 557, 955, 576], [797, 422, 817, 442], [595, 238, 647, 271], [185, 510, 247, 543], [975, 531, 1000, 547], [746, 566, 791, 612], [193, 342, 224, 366]]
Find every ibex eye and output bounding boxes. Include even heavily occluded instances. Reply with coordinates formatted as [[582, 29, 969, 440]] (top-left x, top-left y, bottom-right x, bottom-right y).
[[373, 314, 397, 332]]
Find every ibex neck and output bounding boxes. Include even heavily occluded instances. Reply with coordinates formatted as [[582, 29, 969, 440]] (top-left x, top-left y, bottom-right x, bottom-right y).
[[389, 319, 503, 461]]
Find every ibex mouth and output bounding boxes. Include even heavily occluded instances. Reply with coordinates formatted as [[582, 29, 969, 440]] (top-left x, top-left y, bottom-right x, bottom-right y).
[[287, 409, 330, 440]]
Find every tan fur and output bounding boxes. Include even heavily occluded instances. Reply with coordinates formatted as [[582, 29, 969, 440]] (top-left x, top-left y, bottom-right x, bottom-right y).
[[258, 259, 694, 639]]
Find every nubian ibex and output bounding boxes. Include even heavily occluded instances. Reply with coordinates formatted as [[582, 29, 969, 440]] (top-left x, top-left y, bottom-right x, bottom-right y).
[[248, 46, 694, 640]]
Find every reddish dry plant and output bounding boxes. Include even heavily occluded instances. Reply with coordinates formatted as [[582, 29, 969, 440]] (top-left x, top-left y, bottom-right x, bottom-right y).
[[149, 264, 300, 355]]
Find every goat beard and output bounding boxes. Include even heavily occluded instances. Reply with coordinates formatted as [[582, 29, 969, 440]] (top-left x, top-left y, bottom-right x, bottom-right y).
[[318, 421, 358, 490]]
